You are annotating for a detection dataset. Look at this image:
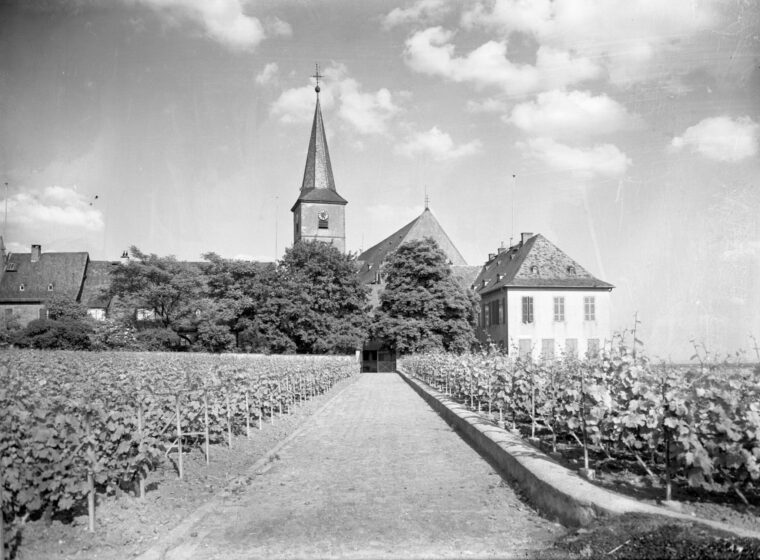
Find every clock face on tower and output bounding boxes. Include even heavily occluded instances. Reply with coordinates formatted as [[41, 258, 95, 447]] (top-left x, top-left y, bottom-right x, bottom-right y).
[[317, 210, 329, 221]]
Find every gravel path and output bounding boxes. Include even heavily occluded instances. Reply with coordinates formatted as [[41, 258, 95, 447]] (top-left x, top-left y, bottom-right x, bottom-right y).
[[162, 373, 563, 559]]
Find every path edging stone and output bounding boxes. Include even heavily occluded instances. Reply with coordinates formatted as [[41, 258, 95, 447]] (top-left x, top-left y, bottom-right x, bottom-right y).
[[397, 368, 760, 539]]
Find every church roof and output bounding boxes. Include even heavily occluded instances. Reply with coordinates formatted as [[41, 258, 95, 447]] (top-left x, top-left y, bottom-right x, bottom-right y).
[[356, 208, 468, 285], [292, 96, 347, 211], [473, 234, 614, 295]]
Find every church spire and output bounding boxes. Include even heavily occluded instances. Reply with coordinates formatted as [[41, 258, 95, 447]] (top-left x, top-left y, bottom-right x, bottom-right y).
[[299, 64, 337, 194]]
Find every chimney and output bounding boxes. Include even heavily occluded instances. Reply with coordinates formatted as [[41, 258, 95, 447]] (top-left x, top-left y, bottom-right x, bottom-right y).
[[120, 250, 130, 265], [520, 232, 533, 245], [31, 244, 41, 263]]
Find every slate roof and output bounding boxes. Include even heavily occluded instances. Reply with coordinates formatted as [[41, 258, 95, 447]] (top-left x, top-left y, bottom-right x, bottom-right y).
[[0, 251, 89, 302], [473, 234, 614, 295], [356, 208, 468, 285], [80, 260, 118, 308], [291, 95, 347, 211]]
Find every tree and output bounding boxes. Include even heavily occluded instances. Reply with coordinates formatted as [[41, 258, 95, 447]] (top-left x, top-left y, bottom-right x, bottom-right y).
[[372, 237, 478, 354], [201, 253, 282, 352], [109, 247, 215, 349], [12, 294, 94, 350], [275, 241, 369, 354]]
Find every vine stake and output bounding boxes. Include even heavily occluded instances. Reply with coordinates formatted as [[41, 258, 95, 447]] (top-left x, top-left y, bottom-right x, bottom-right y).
[[203, 392, 210, 465], [175, 395, 184, 480]]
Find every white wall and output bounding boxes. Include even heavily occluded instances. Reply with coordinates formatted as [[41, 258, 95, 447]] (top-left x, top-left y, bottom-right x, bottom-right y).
[[506, 289, 611, 359]]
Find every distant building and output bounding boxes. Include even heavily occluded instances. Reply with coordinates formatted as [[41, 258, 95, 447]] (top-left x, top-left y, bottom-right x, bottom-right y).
[[291, 80, 347, 253], [472, 232, 614, 359], [356, 206, 480, 306], [0, 243, 117, 327]]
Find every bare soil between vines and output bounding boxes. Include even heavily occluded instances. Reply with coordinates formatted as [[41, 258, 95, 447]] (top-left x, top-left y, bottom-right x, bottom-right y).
[[14, 374, 360, 560]]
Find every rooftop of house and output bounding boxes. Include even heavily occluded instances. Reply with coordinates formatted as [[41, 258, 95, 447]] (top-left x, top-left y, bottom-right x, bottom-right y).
[[473, 233, 614, 295], [80, 260, 120, 308], [0, 248, 89, 302]]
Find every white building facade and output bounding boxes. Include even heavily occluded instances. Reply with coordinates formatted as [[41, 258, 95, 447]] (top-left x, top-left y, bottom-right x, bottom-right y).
[[474, 233, 613, 359]]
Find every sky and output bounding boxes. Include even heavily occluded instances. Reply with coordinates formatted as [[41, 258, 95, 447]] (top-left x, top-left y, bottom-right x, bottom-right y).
[[0, 0, 758, 359]]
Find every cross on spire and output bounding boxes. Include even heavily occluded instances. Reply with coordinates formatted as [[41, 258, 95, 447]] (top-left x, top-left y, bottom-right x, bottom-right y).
[[312, 63, 323, 94]]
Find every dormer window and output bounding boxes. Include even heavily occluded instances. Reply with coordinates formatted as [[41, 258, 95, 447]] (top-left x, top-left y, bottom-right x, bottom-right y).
[[19, 283, 25, 292], [567, 266, 576, 275], [48, 283, 54, 291], [530, 265, 539, 274]]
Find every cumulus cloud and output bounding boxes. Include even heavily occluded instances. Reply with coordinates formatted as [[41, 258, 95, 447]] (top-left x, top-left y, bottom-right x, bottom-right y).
[[466, 97, 508, 113], [507, 90, 641, 137], [404, 27, 599, 96], [134, 0, 290, 51], [519, 137, 631, 179], [395, 126, 482, 161], [255, 62, 279, 85], [6, 186, 104, 237], [382, 0, 449, 29], [263, 16, 291, 37], [461, 0, 719, 86], [670, 116, 759, 162], [270, 64, 399, 136]]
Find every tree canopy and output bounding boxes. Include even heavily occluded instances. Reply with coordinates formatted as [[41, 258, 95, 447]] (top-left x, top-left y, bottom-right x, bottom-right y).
[[276, 240, 369, 354], [372, 237, 477, 354], [107, 241, 369, 354]]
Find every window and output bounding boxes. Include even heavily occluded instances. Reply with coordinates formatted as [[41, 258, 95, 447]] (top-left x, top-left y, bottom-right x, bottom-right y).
[[521, 296, 533, 324], [565, 338, 578, 356], [318, 210, 329, 229], [584, 296, 596, 321], [484, 302, 490, 327], [553, 297, 565, 322], [499, 298, 505, 325], [488, 300, 501, 326], [518, 339, 532, 359], [88, 308, 106, 321], [39, 308, 47, 320], [136, 308, 156, 321], [541, 339, 555, 360], [19, 283, 25, 292], [587, 338, 600, 357], [47, 283, 54, 291]]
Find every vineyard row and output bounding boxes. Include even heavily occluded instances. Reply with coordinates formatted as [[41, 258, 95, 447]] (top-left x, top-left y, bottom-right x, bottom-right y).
[[0, 350, 357, 554], [400, 341, 760, 505]]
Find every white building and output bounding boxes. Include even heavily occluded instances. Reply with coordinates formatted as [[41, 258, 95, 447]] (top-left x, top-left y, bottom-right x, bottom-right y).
[[473, 232, 613, 359]]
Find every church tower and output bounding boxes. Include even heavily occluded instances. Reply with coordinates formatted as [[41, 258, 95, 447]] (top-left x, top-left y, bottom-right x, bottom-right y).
[[291, 66, 347, 253]]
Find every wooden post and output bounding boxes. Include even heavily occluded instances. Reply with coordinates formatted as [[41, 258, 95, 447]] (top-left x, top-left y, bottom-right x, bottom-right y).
[[1, 456, 5, 560], [258, 407, 262, 430], [175, 395, 184, 480], [245, 392, 251, 440], [87, 470, 95, 532], [203, 392, 210, 465], [85, 416, 96, 532], [226, 393, 233, 448], [137, 404, 146, 498]]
